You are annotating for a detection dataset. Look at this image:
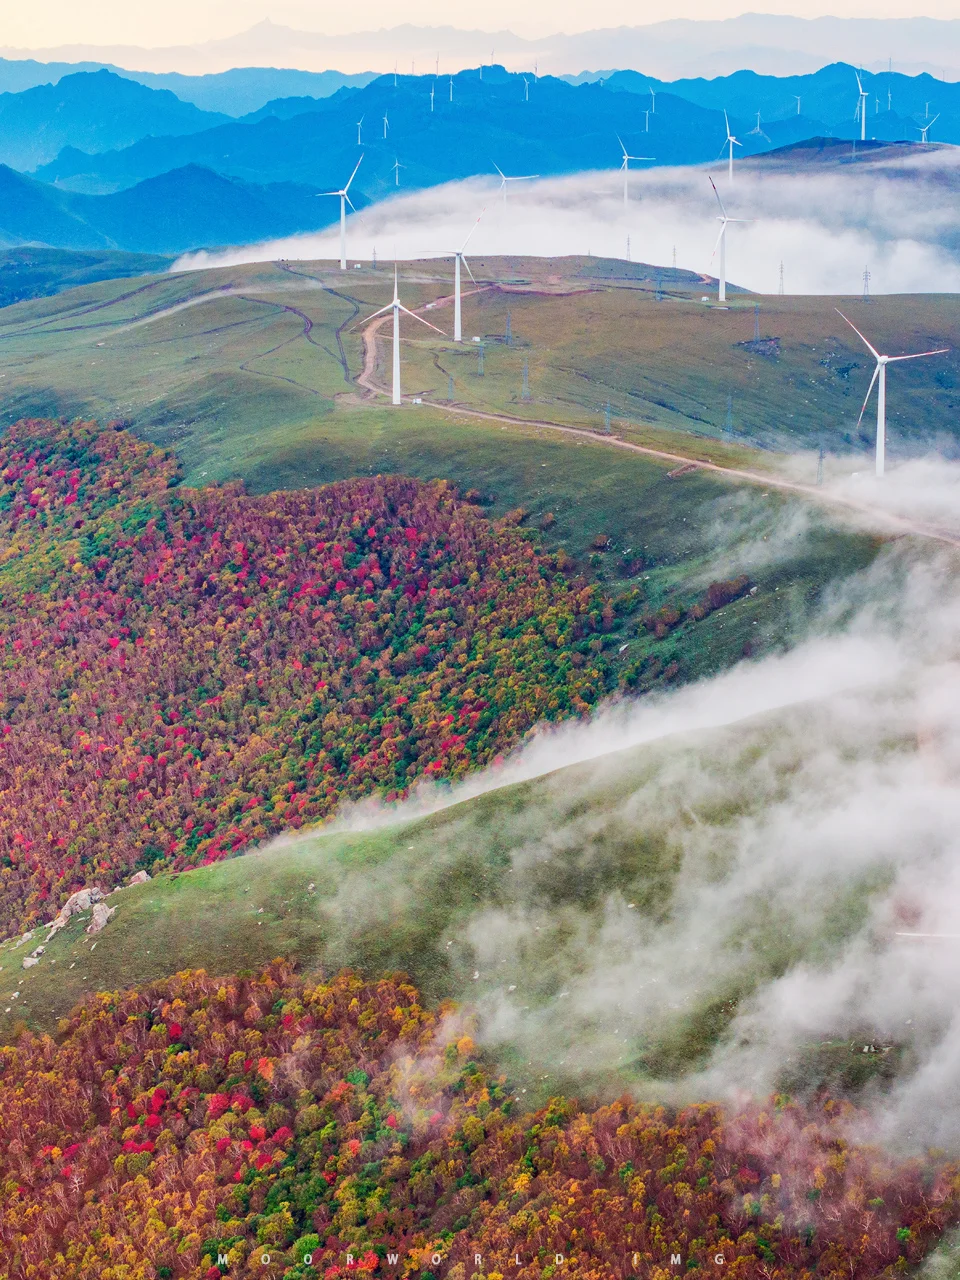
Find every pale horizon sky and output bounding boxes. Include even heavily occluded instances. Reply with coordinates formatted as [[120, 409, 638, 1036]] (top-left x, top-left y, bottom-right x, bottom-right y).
[[3, 2, 960, 50]]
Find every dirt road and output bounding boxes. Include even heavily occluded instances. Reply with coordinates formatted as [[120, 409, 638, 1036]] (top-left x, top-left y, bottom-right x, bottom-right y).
[[356, 288, 960, 551]]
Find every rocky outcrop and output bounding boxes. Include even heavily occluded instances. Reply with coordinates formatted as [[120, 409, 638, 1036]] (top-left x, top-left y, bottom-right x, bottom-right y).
[[128, 870, 151, 886], [86, 902, 116, 934], [45, 887, 105, 941]]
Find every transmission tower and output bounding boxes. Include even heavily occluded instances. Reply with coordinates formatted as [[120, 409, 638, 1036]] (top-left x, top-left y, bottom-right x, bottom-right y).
[[778, 261, 784, 295], [655, 272, 663, 301], [505, 310, 512, 346], [521, 359, 531, 401], [477, 343, 485, 376], [447, 373, 454, 401], [862, 266, 872, 302], [754, 303, 761, 341], [817, 444, 825, 486]]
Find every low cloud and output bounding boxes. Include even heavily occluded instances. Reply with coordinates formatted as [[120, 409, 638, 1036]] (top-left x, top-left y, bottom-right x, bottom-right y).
[[174, 148, 960, 295]]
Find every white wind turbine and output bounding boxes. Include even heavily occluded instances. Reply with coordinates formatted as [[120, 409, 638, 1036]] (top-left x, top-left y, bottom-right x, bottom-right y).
[[709, 176, 749, 304], [493, 163, 539, 204], [721, 110, 742, 183], [382, 111, 389, 139], [793, 95, 802, 114], [855, 71, 869, 141], [918, 113, 939, 143], [365, 268, 446, 405], [447, 209, 485, 342], [319, 155, 363, 271], [649, 86, 657, 114], [356, 115, 364, 144], [616, 135, 654, 208], [836, 309, 948, 476], [391, 157, 407, 186]]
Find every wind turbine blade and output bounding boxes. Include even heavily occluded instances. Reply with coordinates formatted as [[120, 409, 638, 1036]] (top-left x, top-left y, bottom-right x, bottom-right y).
[[360, 302, 395, 324], [616, 133, 627, 156], [856, 363, 881, 429], [462, 255, 478, 287], [318, 191, 341, 197], [732, 137, 743, 147], [709, 224, 726, 262], [397, 304, 446, 335], [344, 154, 363, 192], [493, 163, 505, 179], [835, 308, 880, 359], [886, 348, 950, 361], [709, 175, 727, 217], [345, 194, 358, 213], [460, 208, 486, 253], [724, 109, 731, 138]]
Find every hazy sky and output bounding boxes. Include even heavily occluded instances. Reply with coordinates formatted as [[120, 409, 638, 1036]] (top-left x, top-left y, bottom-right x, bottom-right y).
[[4, 2, 960, 49]]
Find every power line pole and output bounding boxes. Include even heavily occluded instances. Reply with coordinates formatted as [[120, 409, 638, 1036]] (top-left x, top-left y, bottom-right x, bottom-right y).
[[447, 373, 454, 401], [778, 261, 784, 295], [754, 302, 760, 341], [817, 444, 825, 486], [477, 343, 485, 376], [521, 359, 530, 401], [862, 266, 871, 302], [505, 310, 512, 346]]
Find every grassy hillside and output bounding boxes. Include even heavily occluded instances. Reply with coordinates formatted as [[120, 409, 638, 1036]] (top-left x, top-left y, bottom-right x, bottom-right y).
[[0, 690, 908, 1104], [0, 257, 882, 671], [1, 255, 956, 471], [0, 247, 171, 307]]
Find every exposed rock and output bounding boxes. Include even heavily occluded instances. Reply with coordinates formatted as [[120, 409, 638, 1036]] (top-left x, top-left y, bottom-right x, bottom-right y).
[[46, 887, 105, 941], [22, 956, 38, 969], [128, 870, 151, 886], [86, 902, 116, 935]]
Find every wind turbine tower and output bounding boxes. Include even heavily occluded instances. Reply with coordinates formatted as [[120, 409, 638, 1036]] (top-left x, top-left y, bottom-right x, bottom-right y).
[[366, 268, 446, 406], [617, 136, 654, 207], [710, 176, 749, 304], [383, 112, 389, 139], [723, 110, 742, 183], [356, 116, 364, 144], [836, 308, 948, 476], [320, 155, 363, 271], [449, 208, 485, 342], [855, 71, 869, 141]]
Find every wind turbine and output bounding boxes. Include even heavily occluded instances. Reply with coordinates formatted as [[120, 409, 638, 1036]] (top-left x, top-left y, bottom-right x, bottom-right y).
[[319, 155, 363, 272], [721, 110, 742, 183], [836, 308, 948, 476], [493, 163, 539, 203], [747, 110, 770, 142], [391, 157, 406, 186], [356, 115, 364, 145], [616, 135, 654, 208], [383, 111, 389, 139], [793, 95, 802, 114], [448, 209, 485, 342], [709, 176, 749, 304], [365, 268, 446, 406], [644, 109, 650, 132], [918, 113, 939, 143], [649, 86, 657, 114], [855, 71, 868, 141], [523, 76, 530, 101], [430, 83, 435, 112]]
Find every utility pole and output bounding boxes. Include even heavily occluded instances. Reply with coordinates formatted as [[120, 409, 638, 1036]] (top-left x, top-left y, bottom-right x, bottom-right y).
[[862, 266, 872, 302], [521, 359, 530, 401], [754, 302, 760, 341], [447, 373, 454, 401], [505, 310, 512, 346], [477, 343, 485, 376]]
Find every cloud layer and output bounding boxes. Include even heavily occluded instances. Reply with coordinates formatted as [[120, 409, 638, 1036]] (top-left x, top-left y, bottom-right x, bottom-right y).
[[175, 148, 960, 295]]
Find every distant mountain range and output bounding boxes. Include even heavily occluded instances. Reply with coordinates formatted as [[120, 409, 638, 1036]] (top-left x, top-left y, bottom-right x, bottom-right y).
[[0, 69, 228, 170], [6, 16, 960, 80], [0, 59, 953, 256], [0, 60, 376, 116], [0, 164, 327, 254], [24, 63, 957, 201]]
